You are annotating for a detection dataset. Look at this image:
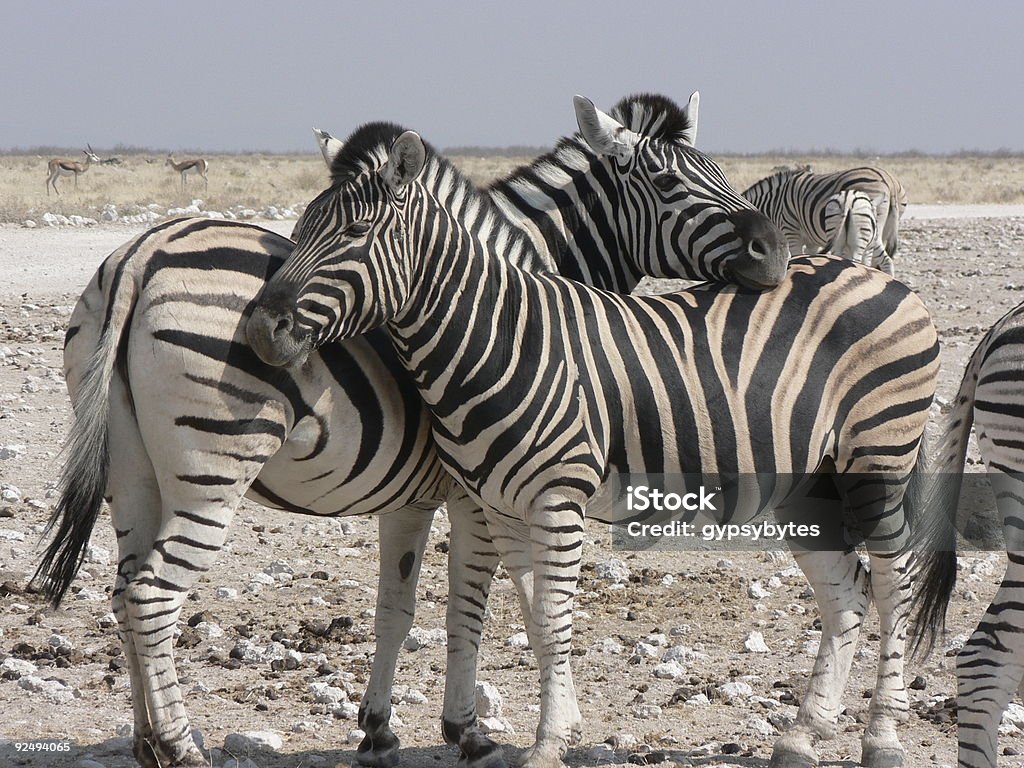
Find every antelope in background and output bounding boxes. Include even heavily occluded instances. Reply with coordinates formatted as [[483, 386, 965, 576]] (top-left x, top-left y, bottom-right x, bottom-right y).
[[46, 145, 101, 196], [166, 154, 209, 192]]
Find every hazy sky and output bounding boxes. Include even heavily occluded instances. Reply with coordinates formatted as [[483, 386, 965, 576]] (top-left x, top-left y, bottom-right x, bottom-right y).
[[4, 1, 1022, 154]]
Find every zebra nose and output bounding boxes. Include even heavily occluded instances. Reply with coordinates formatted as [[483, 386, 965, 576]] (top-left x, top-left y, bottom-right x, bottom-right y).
[[729, 209, 790, 289], [247, 285, 309, 367]]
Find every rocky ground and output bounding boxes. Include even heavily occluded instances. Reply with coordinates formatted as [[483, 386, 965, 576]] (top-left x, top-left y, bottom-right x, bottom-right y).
[[1, 211, 1024, 767]]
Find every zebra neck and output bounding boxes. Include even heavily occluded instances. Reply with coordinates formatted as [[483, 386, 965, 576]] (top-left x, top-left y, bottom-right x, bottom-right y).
[[488, 140, 643, 293]]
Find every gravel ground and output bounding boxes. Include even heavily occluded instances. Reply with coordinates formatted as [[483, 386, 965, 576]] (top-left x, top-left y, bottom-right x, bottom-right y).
[[1, 210, 1024, 768]]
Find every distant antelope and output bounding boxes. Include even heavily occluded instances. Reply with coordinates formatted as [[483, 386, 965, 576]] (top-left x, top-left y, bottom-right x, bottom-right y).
[[166, 154, 209, 192], [46, 145, 101, 196]]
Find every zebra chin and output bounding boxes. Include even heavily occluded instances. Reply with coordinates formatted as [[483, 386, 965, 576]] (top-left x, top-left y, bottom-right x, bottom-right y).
[[246, 303, 312, 368]]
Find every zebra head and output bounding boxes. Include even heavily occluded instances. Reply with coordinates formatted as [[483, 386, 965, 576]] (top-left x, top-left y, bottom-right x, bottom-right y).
[[249, 123, 422, 367], [574, 93, 789, 288]]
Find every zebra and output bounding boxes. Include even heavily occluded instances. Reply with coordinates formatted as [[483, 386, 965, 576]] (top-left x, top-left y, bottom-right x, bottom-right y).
[[907, 302, 1024, 768], [742, 164, 907, 272], [34, 94, 787, 768], [247, 123, 940, 768], [823, 189, 894, 275]]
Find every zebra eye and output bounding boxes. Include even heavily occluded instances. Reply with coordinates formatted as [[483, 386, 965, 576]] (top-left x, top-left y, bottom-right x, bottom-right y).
[[653, 174, 679, 192], [346, 222, 371, 237]]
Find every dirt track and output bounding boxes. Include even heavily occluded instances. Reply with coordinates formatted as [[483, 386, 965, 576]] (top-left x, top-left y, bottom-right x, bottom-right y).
[[2, 210, 1024, 767]]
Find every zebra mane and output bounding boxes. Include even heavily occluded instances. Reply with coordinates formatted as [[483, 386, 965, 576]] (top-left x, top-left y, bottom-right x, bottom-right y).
[[768, 163, 813, 178], [330, 121, 537, 264], [328, 121, 432, 184], [609, 92, 696, 144], [487, 92, 692, 200]]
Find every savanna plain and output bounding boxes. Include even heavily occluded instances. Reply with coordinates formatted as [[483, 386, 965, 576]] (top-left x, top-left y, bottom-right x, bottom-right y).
[[2, 150, 1024, 768]]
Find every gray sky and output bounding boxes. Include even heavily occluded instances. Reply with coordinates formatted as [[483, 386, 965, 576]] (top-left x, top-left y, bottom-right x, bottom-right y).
[[4, 1, 1022, 154]]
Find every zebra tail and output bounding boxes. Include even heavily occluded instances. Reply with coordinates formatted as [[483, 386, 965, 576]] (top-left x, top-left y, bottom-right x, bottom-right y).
[[32, 269, 139, 607], [906, 346, 982, 657]]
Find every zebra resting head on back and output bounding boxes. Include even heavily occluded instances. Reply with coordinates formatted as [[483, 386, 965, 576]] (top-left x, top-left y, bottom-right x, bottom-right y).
[[742, 164, 906, 273], [33, 94, 789, 768], [908, 301, 1024, 768], [249, 124, 939, 768]]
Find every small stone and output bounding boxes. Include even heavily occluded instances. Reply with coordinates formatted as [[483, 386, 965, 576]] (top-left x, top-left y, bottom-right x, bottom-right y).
[[216, 587, 239, 600], [223, 730, 283, 754], [347, 729, 365, 744], [744, 631, 770, 653], [909, 675, 927, 690], [402, 689, 428, 705], [634, 641, 659, 658], [403, 627, 446, 651], [718, 681, 754, 703], [632, 703, 662, 719], [476, 682, 502, 718], [333, 701, 360, 720], [595, 558, 630, 583], [747, 581, 771, 599], [1, 657, 37, 677], [505, 631, 530, 649], [653, 661, 686, 680]]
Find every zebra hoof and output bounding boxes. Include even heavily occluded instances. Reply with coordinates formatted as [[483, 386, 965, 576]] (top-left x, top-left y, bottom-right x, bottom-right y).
[[768, 744, 818, 768], [458, 731, 507, 768], [355, 732, 401, 768], [861, 745, 904, 768]]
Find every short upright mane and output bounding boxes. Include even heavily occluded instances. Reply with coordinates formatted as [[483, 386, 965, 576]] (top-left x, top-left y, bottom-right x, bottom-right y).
[[609, 93, 695, 144], [329, 121, 436, 183]]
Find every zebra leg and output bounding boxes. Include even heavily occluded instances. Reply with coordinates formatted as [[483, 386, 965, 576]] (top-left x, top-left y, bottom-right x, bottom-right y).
[[495, 494, 583, 768], [770, 546, 871, 768], [956, 472, 1024, 768], [441, 491, 505, 768], [858, 549, 912, 768], [104, 378, 209, 768], [356, 502, 438, 768]]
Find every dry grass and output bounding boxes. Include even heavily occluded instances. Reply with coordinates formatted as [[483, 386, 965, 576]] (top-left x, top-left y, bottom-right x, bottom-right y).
[[2, 152, 1023, 224]]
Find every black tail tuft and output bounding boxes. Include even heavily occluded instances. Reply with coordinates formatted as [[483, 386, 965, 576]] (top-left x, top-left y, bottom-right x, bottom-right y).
[[32, 432, 109, 606]]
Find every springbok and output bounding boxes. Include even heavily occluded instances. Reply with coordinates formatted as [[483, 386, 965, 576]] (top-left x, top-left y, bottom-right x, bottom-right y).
[[166, 154, 209, 192], [46, 145, 101, 196]]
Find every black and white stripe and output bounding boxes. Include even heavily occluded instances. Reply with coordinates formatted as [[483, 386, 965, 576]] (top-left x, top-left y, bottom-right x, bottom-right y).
[[743, 164, 907, 272], [909, 302, 1024, 768], [823, 189, 893, 275], [249, 125, 940, 768], [35, 94, 785, 768]]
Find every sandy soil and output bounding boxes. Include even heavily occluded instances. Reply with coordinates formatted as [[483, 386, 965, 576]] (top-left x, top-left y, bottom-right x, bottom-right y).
[[1, 210, 1024, 768]]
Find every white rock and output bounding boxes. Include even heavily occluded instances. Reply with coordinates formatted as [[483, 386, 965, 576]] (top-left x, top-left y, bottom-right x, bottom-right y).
[[0, 529, 25, 541], [249, 572, 275, 586], [216, 587, 239, 600], [74, 587, 106, 601], [195, 621, 224, 639], [347, 729, 365, 744], [595, 558, 630, 583], [291, 720, 318, 733], [632, 703, 662, 719], [333, 701, 360, 720], [610, 733, 638, 749], [402, 689, 428, 705], [748, 581, 771, 599], [505, 631, 530, 649], [84, 545, 110, 565], [1, 484, 21, 502], [475, 682, 502, 718], [588, 743, 615, 761], [478, 716, 513, 734], [718, 681, 754, 703], [744, 631, 770, 653], [645, 633, 668, 647], [223, 730, 284, 753], [48, 633, 73, 650], [403, 627, 446, 651], [685, 693, 711, 706], [1002, 702, 1024, 729], [663, 644, 706, 663], [634, 641, 659, 658], [19, 675, 76, 704], [652, 660, 686, 680], [745, 714, 775, 737], [1, 657, 37, 676], [309, 682, 347, 705], [22, 220, 37, 228], [595, 637, 624, 654]]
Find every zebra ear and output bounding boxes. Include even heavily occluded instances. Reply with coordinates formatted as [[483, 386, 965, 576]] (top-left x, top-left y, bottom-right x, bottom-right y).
[[681, 91, 699, 147], [574, 95, 638, 159], [382, 131, 426, 189], [313, 127, 344, 168]]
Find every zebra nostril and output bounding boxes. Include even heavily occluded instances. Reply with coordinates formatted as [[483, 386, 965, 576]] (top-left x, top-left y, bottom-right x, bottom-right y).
[[273, 315, 292, 337], [748, 238, 768, 261]]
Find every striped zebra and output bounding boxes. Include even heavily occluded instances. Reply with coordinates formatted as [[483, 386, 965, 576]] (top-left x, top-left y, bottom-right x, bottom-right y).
[[743, 165, 907, 273], [247, 124, 940, 768], [34, 94, 787, 768], [908, 302, 1024, 768], [823, 189, 893, 275]]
